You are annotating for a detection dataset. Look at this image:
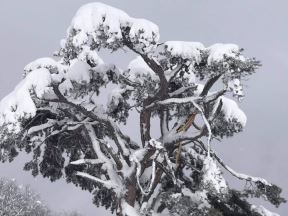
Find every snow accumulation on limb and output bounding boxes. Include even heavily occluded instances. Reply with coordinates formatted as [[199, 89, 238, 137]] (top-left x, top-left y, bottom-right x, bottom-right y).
[[85, 124, 122, 186], [219, 96, 247, 126], [213, 152, 271, 186], [206, 43, 241, 65], [126, 56, 159, 85], [251, 205, 280, 216], [76, 171, 117, 189], [129, 139, 164, 197], [164, 63, 184, 81], [194, 139, 272, 187], [70, 158, 102, 165], [162, 41, 245, 64], [85, 125, 113, 165], [122, 201, 141, 216], [24, 57, 66, 75], [145, 96, 200, 110], [67, 2, 159, 54], [163, 41, 205, 64], [163, 131, 204, 148], [26, 120, 55, 135], [202, 156, 228, 194], [191, 100, 212, 157], [0, 68, 53, 129]]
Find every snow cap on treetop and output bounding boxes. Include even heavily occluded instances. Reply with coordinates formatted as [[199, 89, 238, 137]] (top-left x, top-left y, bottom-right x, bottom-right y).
[[67, 2, 160, 54], [164, 41, 205, 64], [207, 43, 241, 65]]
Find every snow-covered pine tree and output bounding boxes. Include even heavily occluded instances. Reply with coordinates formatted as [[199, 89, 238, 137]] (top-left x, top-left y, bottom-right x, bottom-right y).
[[0, 178, 50, 216], [0, 177, 84, 216], [0, 2, 285, 216]]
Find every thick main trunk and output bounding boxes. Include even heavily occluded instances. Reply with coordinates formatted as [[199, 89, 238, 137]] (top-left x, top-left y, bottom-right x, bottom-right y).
[[116, 176, 137, 216], [125, 175, 137, 207], [140, 97, 154, 147], [140, 110, 151, 147]]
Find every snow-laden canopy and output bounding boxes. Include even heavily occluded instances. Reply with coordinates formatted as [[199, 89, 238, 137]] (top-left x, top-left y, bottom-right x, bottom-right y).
[[126, 56, 159, 84], [206, 43, 241, 65], [0, 2, 254, 130], [0, 68, 52, 126], [163, 41, 205, 64], [67, 2, 159, 54], [0, 2, 283, 216]]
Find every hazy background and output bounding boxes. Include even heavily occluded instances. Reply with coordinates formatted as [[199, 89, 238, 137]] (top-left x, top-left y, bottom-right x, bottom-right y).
[[0, 0, 287, 215]]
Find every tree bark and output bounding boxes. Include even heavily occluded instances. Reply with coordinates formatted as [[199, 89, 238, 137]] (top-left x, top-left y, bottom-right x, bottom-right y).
[[125, 174, 137, 207]]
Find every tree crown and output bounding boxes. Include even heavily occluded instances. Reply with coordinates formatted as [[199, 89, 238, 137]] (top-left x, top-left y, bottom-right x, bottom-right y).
[[0, 2, 285, 216]]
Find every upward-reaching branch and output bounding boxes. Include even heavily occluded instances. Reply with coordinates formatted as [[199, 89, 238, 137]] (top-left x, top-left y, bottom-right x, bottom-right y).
[[200, 74, 222, 97]]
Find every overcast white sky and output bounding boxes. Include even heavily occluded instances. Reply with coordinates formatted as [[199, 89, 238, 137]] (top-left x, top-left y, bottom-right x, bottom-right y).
[[0, 1, 287, 215]]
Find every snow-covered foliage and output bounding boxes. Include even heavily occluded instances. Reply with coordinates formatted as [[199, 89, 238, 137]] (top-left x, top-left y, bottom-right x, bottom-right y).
[[202, 157, 228, 194], [251, 205, 280, 216], [60, 2, 159, 57], [0, 178, 49, 216], [0, 178, 83, 216], [163, 41, 204, 64], [0, 2, 285, 216], [0, 68, 52, 128]]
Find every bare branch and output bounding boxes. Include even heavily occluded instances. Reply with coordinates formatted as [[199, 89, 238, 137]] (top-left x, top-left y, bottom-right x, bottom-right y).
[[195, 140, 272, 187], [204, 89, 226, 104], [168, 85, 197, 97], [213, 153, 272, 186]]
